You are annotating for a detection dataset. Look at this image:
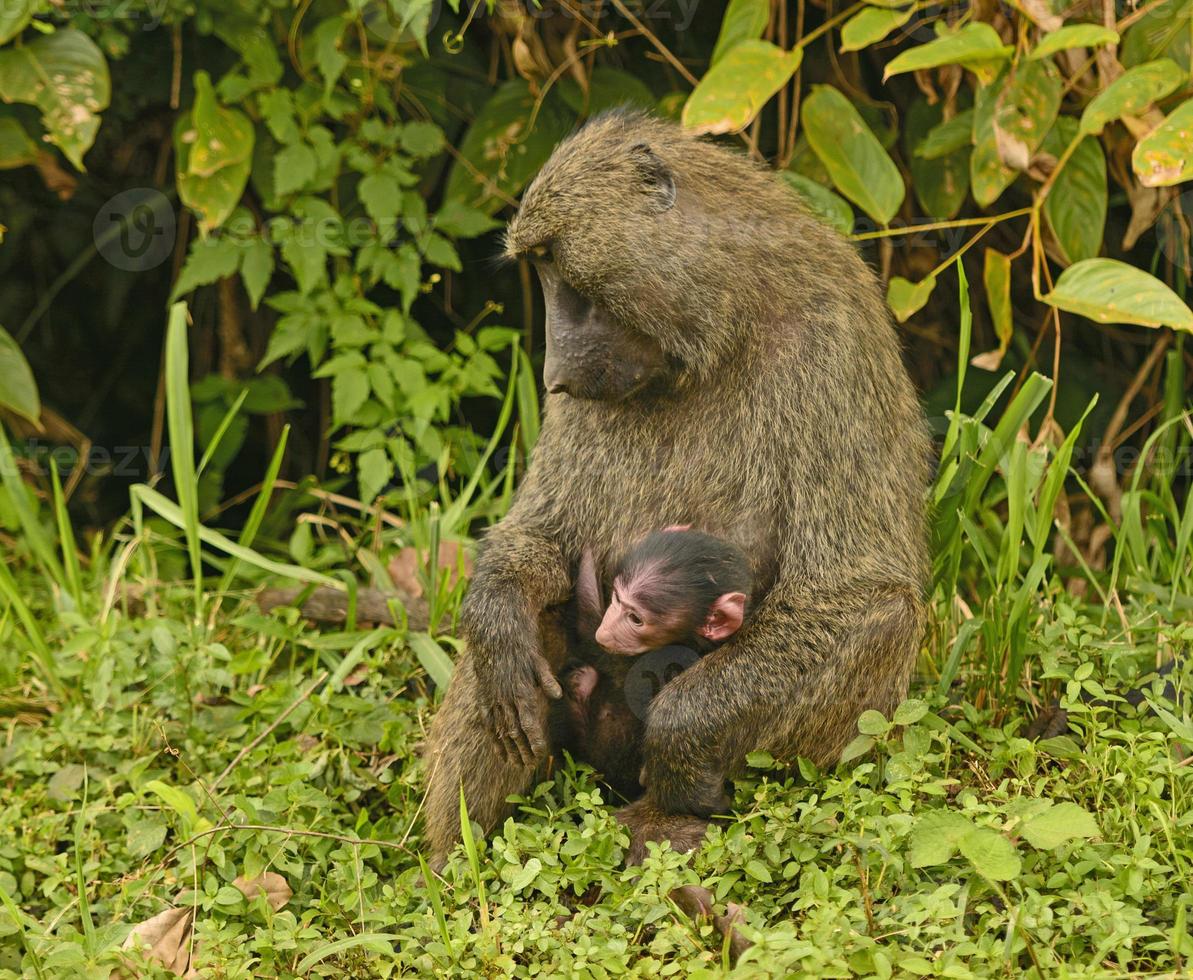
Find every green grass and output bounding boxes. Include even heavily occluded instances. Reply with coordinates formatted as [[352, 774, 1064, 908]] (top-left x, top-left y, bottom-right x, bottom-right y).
[[0, 284, 1191, 976]]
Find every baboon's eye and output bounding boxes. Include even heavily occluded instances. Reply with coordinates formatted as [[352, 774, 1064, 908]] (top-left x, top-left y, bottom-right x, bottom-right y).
[[528, 242, 553, 263]]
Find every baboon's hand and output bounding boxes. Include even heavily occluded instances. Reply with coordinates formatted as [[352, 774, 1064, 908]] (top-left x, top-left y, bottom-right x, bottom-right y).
[[477, 644, 562, 766]]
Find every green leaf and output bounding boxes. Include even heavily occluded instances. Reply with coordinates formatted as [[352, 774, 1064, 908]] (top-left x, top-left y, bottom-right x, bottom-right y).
[[841, 6, 915, 52], [1044, 119, 1107, 264], [744, 859, 773, 883], [780, 172, 854, 235], [408, 632, 454, 688], [683, 40, 802, 135], [0, 0, 33, 45], [186, 72, 253, 178], [332, 367, 370, 424], [445, 80, 574, 214], [1028, 24, 1119, 60], [857, 709, 891, 736], [357, 447, 393, 505], [909, 811, 974, 867], [1042, 258, 1193, 329], [273, 141, 317, 197], [1132, 96, 1193, 186], [887, 275, 937, 323], [400, 120, 445, 157], [992, 59, 1062, 172], [434, 199, 500, 238], [892, 698, 929, 725], [711, 0, 771, 65], [883, 24, 1013, 84], [359, 171, 403, 225], [906, 98, 969, 219], [0, 116, 37, 168], [558, 68, 655, 116], [1079, 58, 1185, 135], [958, 827, 1021, 881], [310, 18, 348, 95], [1020, 803, 1100, 849], [970, 66, 1016, 206], [0, 323, 38, 423], [803, 85, 904, 224], [0, 29, 111, 170], [171, 236, 241, 300], [239, 239, 274, 310], [915, 108, 975, 159]]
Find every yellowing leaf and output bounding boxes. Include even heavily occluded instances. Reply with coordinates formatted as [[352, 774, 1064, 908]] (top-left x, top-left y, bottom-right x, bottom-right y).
[[1028, 24, 1119, 60], [993, 60, 1062, 172], [883, 24, 1013, 84], [683, 40, 802, 135], [974, 249, 1013, 371], [887, 275, 937, 323], [803, 85, 904, 224], [711, 0, 771, 65], [840, 6, 914, 52], [1132, 96, 1193, 186], [0, 29, 111, 170], [1079, 58, 1184, 135], [0, 323, 38, 423], [1043, 258, 1193, 329]]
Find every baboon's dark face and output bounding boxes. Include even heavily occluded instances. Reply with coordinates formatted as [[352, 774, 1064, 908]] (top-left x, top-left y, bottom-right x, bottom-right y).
[[533, 255, 669, 402]]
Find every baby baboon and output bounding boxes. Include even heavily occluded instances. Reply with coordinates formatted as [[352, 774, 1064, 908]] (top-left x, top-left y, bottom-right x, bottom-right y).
[[423, 110, 930, 867], [555, 529, 753, 796]]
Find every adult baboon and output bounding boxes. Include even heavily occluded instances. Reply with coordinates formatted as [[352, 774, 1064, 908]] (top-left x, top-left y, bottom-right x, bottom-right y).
[[422, 111, 930, 866]]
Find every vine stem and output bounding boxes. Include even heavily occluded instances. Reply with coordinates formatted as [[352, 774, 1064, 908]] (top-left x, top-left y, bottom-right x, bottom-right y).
[[852, 207, 1032, 242]]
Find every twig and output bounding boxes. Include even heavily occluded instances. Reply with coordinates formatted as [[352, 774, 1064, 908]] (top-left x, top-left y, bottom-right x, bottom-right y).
[[157, 821, 415, 870], [608, 0, 698, 86], [210, 671, 329, 791]]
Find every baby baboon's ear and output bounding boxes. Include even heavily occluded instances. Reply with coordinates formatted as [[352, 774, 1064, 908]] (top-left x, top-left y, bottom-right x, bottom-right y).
[[630, 142, 676, 213]]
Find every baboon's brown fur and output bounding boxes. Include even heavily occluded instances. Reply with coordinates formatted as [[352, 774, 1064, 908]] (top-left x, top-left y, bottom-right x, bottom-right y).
[[422, 111, 931, 867]]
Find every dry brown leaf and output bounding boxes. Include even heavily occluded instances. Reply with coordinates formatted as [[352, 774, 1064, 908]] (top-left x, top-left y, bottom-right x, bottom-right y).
[[387, 541, 473, 598], [970, 348, 1007, 371], [233, 871, 292, 911], [120, 906, 198, 977]]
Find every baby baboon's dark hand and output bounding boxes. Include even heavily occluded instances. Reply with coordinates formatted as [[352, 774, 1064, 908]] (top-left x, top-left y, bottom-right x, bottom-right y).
[[477, 645, 561, 766]]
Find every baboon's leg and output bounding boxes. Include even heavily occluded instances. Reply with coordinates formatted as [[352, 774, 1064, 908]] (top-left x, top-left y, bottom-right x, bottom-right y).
[[621, 584, 922, 862], [422, 608, 570, 869]]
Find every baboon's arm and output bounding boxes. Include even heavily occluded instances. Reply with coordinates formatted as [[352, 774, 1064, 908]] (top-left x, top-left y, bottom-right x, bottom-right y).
[[459, 518, 572, 765]]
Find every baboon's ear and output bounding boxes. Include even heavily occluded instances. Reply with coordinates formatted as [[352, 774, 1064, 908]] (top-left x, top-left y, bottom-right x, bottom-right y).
[[630, 142, 676, 212]]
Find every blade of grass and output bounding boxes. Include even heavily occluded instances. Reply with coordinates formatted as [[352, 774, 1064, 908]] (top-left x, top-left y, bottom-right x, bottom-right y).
[[0, 880, 47, 980], [0, 558, 62, 695], [131, 484, 341, 588], [417, 853, 454, 952], [48, 458, 83, 608], [218, 425, 290, 593], [458, 785, 490, 930], [164, 302, 203, 613], [196, 387, 248, 478]]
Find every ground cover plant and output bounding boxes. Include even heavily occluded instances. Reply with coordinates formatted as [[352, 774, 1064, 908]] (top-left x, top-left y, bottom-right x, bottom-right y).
[[1, 0, 1192, 974]]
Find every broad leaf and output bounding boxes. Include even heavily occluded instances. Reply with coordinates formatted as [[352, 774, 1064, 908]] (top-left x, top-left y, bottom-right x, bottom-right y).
[[0, 323, 38, 423], [908, 811, 974, 867], [0, 116, 36, 169], [683, 40, 802, 135], [0, 29, 111, 170], [803, 85, 904, 224], [1079, 58, 1184, 135], [558, 67, 654, 116], [445, 80, 574, 214], [1020, 803, 1100, 849], [884, 24, 1013, 84], [971, 66, 1016, 206], [906, 97, 969, 219], [174, 73, 254, 233], [0, 0, 33, 45], [958, 827, 1021, 881], [1044, 118, 1107, 263], [1132, 96, 1193, 186], [915, 108, 975, 159], [1028, 24, 1119, 60], [1043, 258, 1193, 329], [993, 59, 1062, 171], [841, 6, 914, 52], [780, 172, 854, 235], [887, 275, 937, 323], [711, 0, 771, 65]]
